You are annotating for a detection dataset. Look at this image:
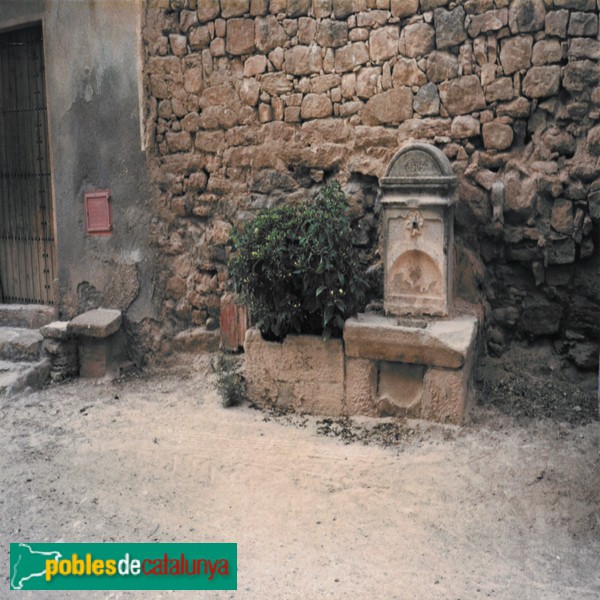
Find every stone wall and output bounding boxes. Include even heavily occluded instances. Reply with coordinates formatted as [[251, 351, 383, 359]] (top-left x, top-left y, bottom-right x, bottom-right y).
[[143, 0, 599, 369]]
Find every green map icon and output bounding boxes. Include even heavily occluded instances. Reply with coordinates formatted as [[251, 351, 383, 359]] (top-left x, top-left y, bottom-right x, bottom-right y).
[[10, 543, 62, 590]]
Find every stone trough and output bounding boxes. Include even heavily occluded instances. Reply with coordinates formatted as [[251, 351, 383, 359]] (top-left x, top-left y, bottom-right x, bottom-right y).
[[245, 143, 479, 425]]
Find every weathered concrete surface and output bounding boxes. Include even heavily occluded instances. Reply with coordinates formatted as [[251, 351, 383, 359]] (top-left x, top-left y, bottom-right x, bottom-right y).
[[344, 313, 478, 369], [244, 328, 345, 415]]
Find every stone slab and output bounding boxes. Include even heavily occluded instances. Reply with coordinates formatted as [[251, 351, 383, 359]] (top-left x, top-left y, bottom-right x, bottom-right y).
[[40, 321, 72, 340], [344, 312, 478, 369], [244, 328, 345, 416], [68, 309, 122, 338]]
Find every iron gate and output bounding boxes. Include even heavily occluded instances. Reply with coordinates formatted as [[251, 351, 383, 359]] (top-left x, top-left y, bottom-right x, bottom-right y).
[[0, 24, 56, 305]]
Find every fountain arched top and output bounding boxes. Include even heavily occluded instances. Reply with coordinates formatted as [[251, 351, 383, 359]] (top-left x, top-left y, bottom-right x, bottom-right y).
[[380, 143, 457, 192]]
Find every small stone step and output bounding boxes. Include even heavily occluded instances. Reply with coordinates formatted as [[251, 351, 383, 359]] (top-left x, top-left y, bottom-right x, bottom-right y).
[[0, 358, 50, 397], [0, 304, 55, 328], [0, 327, 43, 361]]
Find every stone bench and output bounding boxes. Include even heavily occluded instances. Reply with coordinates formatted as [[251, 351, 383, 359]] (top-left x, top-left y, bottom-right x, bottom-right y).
[[67, 309, 123, 378], [40, 321, 78, 382]]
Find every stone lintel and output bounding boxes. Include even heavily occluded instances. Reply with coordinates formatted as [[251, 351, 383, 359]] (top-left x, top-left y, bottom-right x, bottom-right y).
[[68, 309, 122, 338], [343, 313, 478, 369]]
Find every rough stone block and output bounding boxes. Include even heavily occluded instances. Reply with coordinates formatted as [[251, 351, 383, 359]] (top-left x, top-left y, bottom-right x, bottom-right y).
[[426, 51, 459, 83], [316, 19, 348, 47], [260, 73, 294, 95], [569, 39, 600, 61], [345, 357, 377, 416], [562, 60, 600, 92], [508, 0, 545, 33], [414, 82, 440, 116], [362, 87, 413, 125], [468, 8, 507, 37], [356, 67, 380, 99], [244, 328, 345, 416], [198, 0, 219, 22], [369, 26, 399, 62], [284, 45, 322, 75], [568, 12, 599, 37], [421, 357, 474, 424], [433, 7, 467, 49], [334, 42, 370, 72], [287, 0, 311, 17], [391, 0, 418, 17], [79, 336, 117, 379], [522, 65, 561, 98], [484, 77, 514, 102], [301, 94, 333, 119], [451, 115, 480, 138], [226, 18, 255, 55], [399, 23, 435, 58], [332, 0, 355, 19], [532, 40, 563, 65], [439, 75, 486, 116], [553, 0, 595, 8], [499, 35, 532, 75], [314, 0, 333, 17], [221, 0, 250, 18], [255, 16, 288, 53], [545, 10, 569, 38], [482, 121, 514, 150], [393, 58, 427, 86]]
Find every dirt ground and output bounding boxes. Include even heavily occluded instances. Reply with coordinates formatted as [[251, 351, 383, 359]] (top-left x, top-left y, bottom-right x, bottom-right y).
[[1, 356, 599, 600]]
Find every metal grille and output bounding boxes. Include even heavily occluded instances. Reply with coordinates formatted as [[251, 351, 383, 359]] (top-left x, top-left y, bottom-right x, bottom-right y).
[[0, 24, 56, 305]]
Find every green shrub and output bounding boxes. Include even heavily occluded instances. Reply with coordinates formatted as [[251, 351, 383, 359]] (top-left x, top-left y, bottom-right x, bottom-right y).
[[216, 353, 246, 408], [228, 181, 367, 340]]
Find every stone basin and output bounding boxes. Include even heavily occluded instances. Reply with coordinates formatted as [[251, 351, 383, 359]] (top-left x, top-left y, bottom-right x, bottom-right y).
[[343, 312, 478, 369]]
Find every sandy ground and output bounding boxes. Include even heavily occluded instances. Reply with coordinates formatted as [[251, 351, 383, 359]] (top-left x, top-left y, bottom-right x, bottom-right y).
[[1, 359, 599, 600]]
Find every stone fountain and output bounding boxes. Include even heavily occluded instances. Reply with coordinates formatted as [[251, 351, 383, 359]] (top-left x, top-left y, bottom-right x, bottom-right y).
[[343, 143, 479, 424]]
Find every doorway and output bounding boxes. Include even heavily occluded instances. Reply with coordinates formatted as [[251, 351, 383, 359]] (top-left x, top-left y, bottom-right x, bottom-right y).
[[0, 24, 56, 304]]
